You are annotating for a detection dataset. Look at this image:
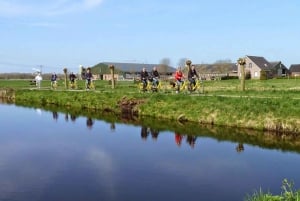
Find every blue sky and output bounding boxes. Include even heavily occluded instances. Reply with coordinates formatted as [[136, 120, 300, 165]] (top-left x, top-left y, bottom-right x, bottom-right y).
[[0, 0, 299, 73]]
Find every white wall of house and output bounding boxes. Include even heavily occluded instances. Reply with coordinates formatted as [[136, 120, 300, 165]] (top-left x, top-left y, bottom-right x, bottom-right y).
[[238, 57, 261, 79]]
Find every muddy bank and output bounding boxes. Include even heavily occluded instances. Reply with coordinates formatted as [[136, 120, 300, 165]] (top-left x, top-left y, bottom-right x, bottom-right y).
[[0, 88, 15, 100]]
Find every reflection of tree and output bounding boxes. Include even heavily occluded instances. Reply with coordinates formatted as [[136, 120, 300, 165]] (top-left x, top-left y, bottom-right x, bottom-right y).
[[236, 143, 244, 153], [52, 112, 58, 121], [141, 126, 149, 140], [86, 117, 94, 130]]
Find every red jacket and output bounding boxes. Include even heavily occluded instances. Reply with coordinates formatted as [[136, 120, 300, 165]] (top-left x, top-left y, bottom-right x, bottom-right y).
[[175, 71, 183, 81]]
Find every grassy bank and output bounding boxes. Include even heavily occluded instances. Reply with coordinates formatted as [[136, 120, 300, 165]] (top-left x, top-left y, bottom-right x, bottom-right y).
[[245, 179, 300, 201], [1, 78, 300, 133]]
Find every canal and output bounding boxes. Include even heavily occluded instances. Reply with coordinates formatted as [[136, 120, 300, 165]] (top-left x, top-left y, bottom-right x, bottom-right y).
[[0, 102, 300, 201]]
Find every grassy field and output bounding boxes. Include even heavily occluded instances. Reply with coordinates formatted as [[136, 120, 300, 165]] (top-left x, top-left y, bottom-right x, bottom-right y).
[[1, 78, 300, 133]]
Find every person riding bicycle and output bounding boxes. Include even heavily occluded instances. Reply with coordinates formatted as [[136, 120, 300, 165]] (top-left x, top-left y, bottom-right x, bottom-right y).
[[188, 65, 199, 90], [85, 68, 93, 89], [175, 67, 184, 93], [140, 67, 149, 90], [51, 72, 57, 88], [69, 72, 76, 84], [151, 66, 160, 87]]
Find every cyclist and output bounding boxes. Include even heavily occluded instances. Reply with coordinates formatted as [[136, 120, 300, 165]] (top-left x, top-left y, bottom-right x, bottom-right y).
[[188, 65, 199, 90], [151, 66, 160, 87], [140, 67, 149, 90], [85, 68, 93, 89], [69, 72, 76, 84], [51, 72, 57, 88], [175, 67, 184, 93]]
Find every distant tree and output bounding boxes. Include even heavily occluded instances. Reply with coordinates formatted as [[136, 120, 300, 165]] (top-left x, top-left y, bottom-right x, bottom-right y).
[[177, 58, 187, 68], [214, 59, 232, 64], [215, 63, 231, 74], [158, 58, 170, 75]]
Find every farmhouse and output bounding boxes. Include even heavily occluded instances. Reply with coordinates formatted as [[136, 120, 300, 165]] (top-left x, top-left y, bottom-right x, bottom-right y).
[[269, 61, 289, 77], [239, 56, 273, 79], [238, 55, 288, 79], [289, 64, 300, 77], [91, 62, 176, 80]]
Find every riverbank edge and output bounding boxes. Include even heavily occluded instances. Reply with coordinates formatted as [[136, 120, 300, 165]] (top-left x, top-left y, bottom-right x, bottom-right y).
[[1, 88, 299, 135]]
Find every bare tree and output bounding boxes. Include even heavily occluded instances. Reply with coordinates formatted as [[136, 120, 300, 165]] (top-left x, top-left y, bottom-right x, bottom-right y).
[[177, 58, 187, 68], [214, 59, 232, 64], [158, 57, 171, 75]]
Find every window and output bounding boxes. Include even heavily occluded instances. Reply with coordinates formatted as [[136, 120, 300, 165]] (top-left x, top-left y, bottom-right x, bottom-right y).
[[249, 63, 252, 68], [254, 71, 258, 77]]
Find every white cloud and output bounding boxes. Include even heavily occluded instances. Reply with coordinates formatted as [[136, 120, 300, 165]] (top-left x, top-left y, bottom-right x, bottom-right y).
[[0, 0, 104, 17]]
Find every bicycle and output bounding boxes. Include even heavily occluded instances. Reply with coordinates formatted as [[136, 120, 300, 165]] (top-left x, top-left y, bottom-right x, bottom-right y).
[[138, 80, 152, 92], [69, 80, 77, 89], [188, 79, 202, 93], [150, 79, 163, 92], [90, 80, 96, 90], [51, 80, 58, 89], [175, 80, 189, 93], [86, 79, 95, 90]]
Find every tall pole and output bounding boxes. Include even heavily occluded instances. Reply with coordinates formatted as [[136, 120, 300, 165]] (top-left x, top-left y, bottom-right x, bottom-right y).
[[238, 58, 246, 91], [110, 65, 115, 89], [63, 68, 68, 89]]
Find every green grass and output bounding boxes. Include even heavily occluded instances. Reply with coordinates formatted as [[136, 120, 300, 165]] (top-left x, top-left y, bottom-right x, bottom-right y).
[[245, 179, 300, 201], [1, 78, 300, 133]]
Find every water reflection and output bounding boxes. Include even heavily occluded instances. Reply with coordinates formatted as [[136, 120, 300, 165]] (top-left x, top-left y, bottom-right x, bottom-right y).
[[140, 126, 149, 140], [1, 103, 300, 201], [110, 123, 115, 131], [65, 113, 69, 122], [150, 128, 159, 140], [86, 117, 94, 129], [70, 114, 77, 122], [236, 143, 245, 153], [140, 127, 160, 141], [186, 135, 197, 148], [175, 133, 183, 147], [16, 102, 300, 154], [52, 111, 58, 121], [174, 133, 197, 148]]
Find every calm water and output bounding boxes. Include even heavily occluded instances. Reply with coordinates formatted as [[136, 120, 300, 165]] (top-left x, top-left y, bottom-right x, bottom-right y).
[[1, 102, 300, 201]]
